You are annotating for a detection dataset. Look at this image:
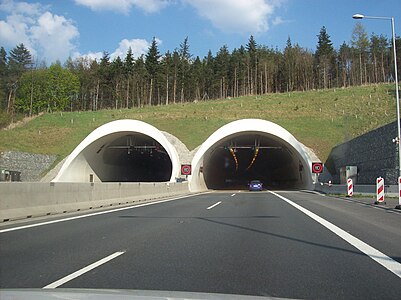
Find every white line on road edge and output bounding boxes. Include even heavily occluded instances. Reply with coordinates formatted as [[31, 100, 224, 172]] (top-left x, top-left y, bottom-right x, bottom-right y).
[[43, 251, 125, 289], [269, 191, 401, 280], [0, 193, 211, 234], [231, 193, 236, 197], [207, 201, 222, 210]]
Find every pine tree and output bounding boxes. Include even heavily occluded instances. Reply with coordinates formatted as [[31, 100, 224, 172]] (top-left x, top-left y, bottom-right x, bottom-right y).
[[203, 50, 214, 100], [283, 36, 295, 91], [7, 43, 32, 114], [111, 56, 124, 109], [98, 51, 112, 109], [160, 50, 173, 105], [315, 26, 335, 88], [338, 42, 351, 87], [0, 47, 7, 110], [246, 35, 258, 94], [215, 45, 230, 98], [171, 50, 180, 104], [9, 43, 32, 71], [124, 47, 134, 108], [179, 37, 191, 102], [191, 56, 203, 100], [134, 55, 147, 108], [145, 37, 160, 106]]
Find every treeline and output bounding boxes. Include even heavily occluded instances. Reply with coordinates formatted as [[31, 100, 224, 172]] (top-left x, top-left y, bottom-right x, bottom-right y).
[[0, 24, 400, 115]]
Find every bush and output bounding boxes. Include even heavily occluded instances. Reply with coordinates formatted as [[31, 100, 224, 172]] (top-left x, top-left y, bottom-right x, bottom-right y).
[[0, 111, 25, 129], [0, 111, 12, 129]]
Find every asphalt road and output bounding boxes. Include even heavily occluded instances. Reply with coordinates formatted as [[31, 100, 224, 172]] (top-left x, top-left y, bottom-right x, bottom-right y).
[[1, 191, 401, 299]]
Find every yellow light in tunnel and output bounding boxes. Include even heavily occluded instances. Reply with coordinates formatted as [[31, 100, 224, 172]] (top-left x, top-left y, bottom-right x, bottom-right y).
[[246, 147, 260, 171], [229, 147, 239, 172]]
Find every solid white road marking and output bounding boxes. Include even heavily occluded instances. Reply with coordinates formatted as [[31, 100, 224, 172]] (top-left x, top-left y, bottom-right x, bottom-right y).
[[0, 193, 211, 234], [269, 191, 401, 280], [207, 201, 222, 210], [43, 251, 125, 289], [231, 193, 236, 197]]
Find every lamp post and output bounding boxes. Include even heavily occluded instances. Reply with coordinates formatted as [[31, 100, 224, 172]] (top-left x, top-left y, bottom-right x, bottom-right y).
[[353, 14, 401, 179]]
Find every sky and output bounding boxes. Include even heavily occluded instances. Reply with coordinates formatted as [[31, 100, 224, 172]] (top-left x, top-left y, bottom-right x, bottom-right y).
[[0, 0, 400, 64]]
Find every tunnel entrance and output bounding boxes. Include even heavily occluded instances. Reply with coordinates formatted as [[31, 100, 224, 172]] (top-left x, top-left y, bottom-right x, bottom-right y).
[[83, 133, 172, 182], [53, 120, 180, 183], [203, 134, 304, 190]]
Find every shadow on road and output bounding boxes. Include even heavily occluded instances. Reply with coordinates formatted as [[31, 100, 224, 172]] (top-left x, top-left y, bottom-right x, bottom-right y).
[[119, 214, 401, 264]]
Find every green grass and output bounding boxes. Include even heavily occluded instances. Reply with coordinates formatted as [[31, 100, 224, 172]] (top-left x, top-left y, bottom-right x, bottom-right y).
[[0, 84, 397, 165]]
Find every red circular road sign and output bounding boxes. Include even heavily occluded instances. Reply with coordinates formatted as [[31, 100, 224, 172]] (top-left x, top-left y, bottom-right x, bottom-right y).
[[312, 162, 323, 173], [181, 164, 192, 175]]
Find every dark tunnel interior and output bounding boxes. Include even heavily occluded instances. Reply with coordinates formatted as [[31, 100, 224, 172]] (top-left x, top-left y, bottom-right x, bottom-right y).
[[203, 134, 304, 190], [86, 133, 172, 182]]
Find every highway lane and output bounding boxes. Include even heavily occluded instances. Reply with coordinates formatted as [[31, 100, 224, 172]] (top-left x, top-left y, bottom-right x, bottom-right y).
[[1, 191, 401, 299]]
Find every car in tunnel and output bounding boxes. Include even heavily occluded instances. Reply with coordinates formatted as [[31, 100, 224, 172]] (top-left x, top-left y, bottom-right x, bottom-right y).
[[248, 180, 263, 191]]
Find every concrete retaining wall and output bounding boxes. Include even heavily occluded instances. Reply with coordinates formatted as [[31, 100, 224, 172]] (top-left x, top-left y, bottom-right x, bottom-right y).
[[324, 121, 399, 185], [0, 181, 189, 222]]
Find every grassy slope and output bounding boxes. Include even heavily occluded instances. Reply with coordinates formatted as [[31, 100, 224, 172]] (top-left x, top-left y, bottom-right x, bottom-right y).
[[0, 84, 397, 165]]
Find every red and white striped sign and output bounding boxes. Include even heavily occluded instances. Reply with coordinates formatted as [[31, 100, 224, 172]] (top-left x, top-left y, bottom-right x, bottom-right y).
[[376, 177, 384, 203], [347, 178, 353, 197]]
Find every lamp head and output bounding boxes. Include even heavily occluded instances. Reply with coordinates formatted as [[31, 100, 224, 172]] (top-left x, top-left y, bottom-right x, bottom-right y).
[[352, 14, 364, 19]]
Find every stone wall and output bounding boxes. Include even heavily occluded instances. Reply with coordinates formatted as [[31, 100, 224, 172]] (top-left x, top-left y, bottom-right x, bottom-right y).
[[0, 151, 57, 182], [325, 121, 399, 184]]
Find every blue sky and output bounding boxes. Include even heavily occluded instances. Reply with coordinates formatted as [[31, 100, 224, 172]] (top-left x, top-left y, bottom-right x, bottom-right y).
[[0, 0, 400, 64]]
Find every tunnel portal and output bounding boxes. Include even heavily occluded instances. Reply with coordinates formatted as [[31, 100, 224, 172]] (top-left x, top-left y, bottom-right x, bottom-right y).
[[203, 134, 303, 190], [190, 119, 313, 192], [84, 133, 172, 182], [53, 120, 180, 183]]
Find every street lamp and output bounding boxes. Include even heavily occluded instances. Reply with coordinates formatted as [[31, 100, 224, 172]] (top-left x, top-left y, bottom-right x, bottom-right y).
[[352, 13, 401, 181]]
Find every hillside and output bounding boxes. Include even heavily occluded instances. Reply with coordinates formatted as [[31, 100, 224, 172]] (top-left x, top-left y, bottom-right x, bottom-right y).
[[0, 84, 398, 167]]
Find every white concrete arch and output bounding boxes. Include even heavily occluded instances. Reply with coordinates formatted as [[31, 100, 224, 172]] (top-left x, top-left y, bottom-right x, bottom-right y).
[[189, 119, 314, 192], [53, 120, 180, 183]]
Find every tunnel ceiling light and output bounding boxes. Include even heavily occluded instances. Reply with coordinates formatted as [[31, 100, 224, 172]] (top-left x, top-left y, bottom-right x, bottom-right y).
[[229, 147, 239, 172], [246, 148, 260, 171]]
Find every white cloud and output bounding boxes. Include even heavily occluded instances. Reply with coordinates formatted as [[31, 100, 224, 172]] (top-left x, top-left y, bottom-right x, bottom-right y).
[[184, 0, 283, 33], [272, 16, 284, 26], [76, 38, 160, 62], [73, 51, 103, 62], [0, 0, 79, 63], [30, 12, 79, 63], [110, 38, 150, 59], [0, 15, 32, 50], [74, 0, 170, 14], [0, 0, 45, 15]]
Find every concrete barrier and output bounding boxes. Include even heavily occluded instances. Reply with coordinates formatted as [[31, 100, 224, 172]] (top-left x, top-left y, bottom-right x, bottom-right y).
[[0, 181, 189, 222]]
